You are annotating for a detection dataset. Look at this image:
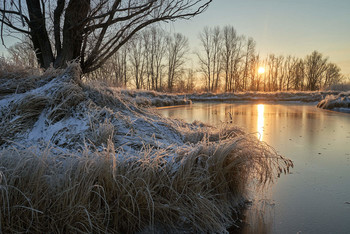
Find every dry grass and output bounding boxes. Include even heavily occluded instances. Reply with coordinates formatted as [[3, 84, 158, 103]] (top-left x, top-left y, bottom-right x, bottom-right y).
[[0, 58, 63, 97], [47, 81, 86, 123], [317, 91, 350, 110], [0, 94, 50, 144], [0, 57, 40, 79], [115, 88, 191, 107], [87, 113, 115, 146], [0, 65, 84, 144], [0, 63, 293, 232], [0, 136, 292, 233]]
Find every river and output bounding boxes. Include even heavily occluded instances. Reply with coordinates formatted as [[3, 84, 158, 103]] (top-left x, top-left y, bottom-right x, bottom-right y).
[[157, 102, 350, 234]]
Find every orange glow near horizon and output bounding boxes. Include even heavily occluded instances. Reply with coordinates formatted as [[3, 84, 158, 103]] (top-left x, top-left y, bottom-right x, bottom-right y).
[[257, 104, 264, 141]]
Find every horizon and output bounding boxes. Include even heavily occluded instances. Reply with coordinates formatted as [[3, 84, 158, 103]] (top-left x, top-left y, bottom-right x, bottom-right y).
[[0, 0, 349, 76], [0, 1, 349, 233], [168, 0, 350, 75]]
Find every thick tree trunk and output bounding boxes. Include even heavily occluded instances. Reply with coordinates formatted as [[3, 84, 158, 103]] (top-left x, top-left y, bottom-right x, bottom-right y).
[[54, 0, 90, 68], [26, 0, 54, 69], [54, 0, 66, 56]]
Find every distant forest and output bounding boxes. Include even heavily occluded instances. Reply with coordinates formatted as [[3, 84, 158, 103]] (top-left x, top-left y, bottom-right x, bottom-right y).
[[4, 25, 346, 93]]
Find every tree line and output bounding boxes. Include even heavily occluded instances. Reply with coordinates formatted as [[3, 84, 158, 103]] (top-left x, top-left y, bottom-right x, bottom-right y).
[[196, 26, 343, 92], [86, 27, 191, 92], [85, 25, 345, 92], [3, 25, 344, 92], [0, 1, 345, 92]]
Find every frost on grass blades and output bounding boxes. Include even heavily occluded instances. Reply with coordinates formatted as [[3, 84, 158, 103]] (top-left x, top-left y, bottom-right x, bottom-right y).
[[317, 91, 350, 113], [0, 63, 293, 233]]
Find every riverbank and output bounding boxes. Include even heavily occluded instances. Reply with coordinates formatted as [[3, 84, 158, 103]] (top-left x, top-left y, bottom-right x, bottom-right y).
[[184, 91, 342, 103], [109, 89, 345, 108], [317, 91, 350, 113], [129, 89, 349, 114], [0, 64, 292, 233], [156, 101, 350, 233], [113, 88, 192, 107]]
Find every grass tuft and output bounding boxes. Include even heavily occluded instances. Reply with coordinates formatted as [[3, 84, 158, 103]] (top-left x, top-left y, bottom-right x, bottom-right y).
[[317, 91, 350, 110], [0, 62, 293, 232], [0, 139, 292, 233]]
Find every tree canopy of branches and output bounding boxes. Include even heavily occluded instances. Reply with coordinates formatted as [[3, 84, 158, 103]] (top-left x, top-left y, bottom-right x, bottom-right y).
[[85, 25, 343, 92], [0, 0, 211, 73], [166, 33, 188, 92], [305, 51, 328, 91], [197, 26, 223, 92]]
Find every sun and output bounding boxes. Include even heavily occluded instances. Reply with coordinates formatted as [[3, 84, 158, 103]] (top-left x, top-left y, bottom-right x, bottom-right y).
[[258, 67, 265, 74]]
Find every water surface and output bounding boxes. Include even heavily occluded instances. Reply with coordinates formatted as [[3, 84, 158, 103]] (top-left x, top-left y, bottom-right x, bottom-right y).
[[157, 102, 350, 234]]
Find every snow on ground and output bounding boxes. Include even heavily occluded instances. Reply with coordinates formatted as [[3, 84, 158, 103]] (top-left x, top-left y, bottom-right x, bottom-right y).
[[317, 91, 350, 113], [0, 68, 191, 154], [111, 88, 191, 107], [0, 64, 293, 233]]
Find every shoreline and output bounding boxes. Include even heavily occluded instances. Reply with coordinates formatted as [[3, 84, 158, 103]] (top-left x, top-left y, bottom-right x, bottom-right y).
[[0, 64, 292, 233]]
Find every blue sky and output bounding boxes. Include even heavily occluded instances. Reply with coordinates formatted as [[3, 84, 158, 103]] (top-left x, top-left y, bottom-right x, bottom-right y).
[[169, 0, 350, 75], [1, 0, 349, 75]]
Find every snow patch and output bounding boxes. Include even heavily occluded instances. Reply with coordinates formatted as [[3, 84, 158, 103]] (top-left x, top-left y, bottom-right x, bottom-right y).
[[317, 91, 350, 113]]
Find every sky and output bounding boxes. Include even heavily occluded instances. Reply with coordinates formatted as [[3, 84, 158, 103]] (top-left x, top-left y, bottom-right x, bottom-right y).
[[0, 0, 349, 75], [167, 0, 350, 75]]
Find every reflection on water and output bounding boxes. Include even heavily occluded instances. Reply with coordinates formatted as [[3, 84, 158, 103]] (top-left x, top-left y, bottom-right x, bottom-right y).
[[257, 104, 264, 141], [157, 102, 350, 233]]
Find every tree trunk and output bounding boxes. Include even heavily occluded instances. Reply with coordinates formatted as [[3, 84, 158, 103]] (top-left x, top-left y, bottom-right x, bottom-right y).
[[54, 0, 90, 68], [26, 0, 54, 69]]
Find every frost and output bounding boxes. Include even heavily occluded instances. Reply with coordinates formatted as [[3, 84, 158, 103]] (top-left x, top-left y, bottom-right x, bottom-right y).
[[317, 91, 350, 113], [186, 90, 343, 103], [0, 64, 293, 233]]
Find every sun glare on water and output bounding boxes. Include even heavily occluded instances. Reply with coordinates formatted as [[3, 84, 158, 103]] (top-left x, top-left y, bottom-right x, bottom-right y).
[[258, 67, 265, 74], [257, 104, 264, 141]]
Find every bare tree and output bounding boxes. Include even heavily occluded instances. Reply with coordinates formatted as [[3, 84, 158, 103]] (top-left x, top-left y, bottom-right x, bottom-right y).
[[230, 36, 244, 92], [277, 55, 285, 91], [7, 37, 38, 68], [166, 33, 188, 92], [305, 51, 328, 91], [129, 35, 146, 89], [292, 59, 305, 90], [266, 54, 274, 91], [197, 27, 212, 91], [111, 44, 129, 87], [185, 68, 196, 92], [197, 26, 222, 91], [87, 41, 130, 86], [152, 28, 167, 91], [267, 55, 283, 91], [283, 56, 294, 91], [250, 54, 260, 91], [323, 63, 341, 89], [211, 26, 222, 91], [0, 0, 211, 73], [143, 27, 167, 91], [174, 68, 196, 92], [221, 26, 243, 92], [241, 37, 256, 90]]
